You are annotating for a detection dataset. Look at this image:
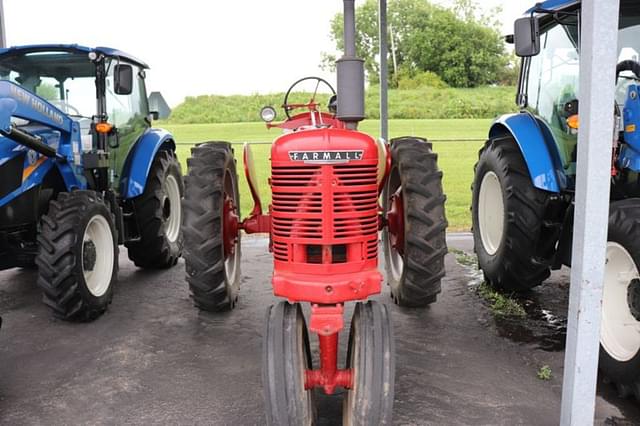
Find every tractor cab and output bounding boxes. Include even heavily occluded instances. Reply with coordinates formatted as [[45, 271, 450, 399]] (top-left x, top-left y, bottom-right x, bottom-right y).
[[512, 0, 640, 181], [0, 44, 153, 191]]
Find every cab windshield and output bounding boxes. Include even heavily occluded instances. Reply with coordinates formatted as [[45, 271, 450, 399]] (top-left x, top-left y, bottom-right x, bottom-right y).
[[0, 50, 96, 118], [616, 1, 640, 104]]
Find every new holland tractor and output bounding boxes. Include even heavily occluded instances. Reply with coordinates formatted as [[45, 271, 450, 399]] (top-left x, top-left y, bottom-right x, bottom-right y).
[[181, 1, 447, 423], [0, 45, 183, 321], [471, 0, 640, 399]]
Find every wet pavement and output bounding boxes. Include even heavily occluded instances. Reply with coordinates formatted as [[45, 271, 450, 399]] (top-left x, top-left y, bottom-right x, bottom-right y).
[[0, 234, 639, 425]]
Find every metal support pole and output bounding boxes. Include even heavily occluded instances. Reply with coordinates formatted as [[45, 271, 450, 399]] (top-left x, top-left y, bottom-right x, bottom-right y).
[[0, 0, 6, 48], [378, 0, 388, 142], [560, 1, 620, 424]]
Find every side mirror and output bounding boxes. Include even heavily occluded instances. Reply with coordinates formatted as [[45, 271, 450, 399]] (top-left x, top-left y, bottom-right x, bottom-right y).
[[514, 16, 540, 57], [114, 64, 133, 95], [149, 111, 159, 121]]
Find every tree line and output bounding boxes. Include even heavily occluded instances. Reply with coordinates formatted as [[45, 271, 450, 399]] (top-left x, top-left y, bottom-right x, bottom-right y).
[[323, 0, 518, 88]]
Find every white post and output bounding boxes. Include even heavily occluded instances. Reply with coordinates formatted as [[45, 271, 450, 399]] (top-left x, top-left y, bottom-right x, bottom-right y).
[[0, 0, 5, 48], [560, 1, 620, 424], [378, 0, 388, 142]]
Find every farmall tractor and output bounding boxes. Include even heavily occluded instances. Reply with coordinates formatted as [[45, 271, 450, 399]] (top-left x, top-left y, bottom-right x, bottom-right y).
[[0, 45, 183, 321], [181, 1, 447, 422], [472, 0, 640, 399]]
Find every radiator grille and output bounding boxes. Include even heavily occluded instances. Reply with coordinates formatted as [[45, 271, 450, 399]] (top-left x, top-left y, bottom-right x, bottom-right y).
[[271, 162, 379, 263]]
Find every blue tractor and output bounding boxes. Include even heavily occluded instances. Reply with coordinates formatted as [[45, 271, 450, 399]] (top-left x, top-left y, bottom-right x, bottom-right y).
[[472, 0, 640, 398], [0, 45, 183, 321]]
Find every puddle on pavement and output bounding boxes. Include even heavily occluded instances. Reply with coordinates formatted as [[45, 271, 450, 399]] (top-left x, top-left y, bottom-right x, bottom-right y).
[[450, 249, 567, 352]]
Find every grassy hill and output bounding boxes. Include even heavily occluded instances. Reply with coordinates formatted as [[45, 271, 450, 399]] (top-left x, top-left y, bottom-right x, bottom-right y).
[[167, 86, 516, 124]]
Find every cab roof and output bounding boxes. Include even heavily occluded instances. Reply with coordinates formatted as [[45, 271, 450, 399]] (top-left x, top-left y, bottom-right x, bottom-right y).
[[526, 0, 577, 14], [0, 44, 149, 69]]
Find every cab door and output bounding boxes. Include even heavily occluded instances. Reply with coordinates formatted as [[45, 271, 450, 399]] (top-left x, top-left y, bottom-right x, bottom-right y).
[[104, 59, 150, 192], [521, 14, 580, 177]]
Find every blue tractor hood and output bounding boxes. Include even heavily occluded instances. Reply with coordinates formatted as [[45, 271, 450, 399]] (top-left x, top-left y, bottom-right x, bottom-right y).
[[0, 80, 74, 136], [0, 79, 82, 175]]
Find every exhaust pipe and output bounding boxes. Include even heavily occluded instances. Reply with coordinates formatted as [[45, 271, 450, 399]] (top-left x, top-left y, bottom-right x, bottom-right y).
[[336, 0, 365, 128]]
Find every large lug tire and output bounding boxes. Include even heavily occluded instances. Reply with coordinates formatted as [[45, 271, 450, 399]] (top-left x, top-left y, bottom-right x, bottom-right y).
[[36, 191, 118, 321], [126, 149, 184, 268], [343, 301, 395, 426], [182, 142, 241, 312], [599, 199, 640, 399], [382, 137, 447, 307], [471, 137, 550, 292], [262, 302, 315, 426]]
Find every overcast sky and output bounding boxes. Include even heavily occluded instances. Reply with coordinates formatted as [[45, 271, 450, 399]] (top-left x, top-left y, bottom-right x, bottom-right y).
[[2, 0, 524, 106]]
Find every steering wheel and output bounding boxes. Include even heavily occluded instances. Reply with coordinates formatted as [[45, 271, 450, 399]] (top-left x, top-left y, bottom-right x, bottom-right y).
[[617, 60, 640, 81], [50, 100, 82, 116], [283, 76, 336, 119]]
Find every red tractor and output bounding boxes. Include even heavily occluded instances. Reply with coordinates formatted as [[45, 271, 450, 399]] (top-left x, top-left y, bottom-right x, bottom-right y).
[[181, 1, 447, 423]]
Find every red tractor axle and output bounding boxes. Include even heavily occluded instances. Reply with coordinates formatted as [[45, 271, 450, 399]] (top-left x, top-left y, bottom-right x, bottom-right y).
[[305, 332, 353, 395]]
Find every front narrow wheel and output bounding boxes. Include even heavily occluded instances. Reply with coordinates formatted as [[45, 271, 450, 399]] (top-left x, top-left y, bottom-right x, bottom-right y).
[[262, 302, 315, 426], [343, 301, 395, 426]]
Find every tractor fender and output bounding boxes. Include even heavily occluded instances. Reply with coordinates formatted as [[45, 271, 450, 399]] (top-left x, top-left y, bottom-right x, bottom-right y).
[[489, 113, 564, 193], [119, 128, 176, 199]]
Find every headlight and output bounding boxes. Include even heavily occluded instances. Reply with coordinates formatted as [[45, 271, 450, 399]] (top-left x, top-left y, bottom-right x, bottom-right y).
[[260, 106, 277, 123]]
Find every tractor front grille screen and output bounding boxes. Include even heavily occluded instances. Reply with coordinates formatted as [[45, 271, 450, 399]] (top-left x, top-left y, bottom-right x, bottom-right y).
[[271, 162, 378, 265], [0, 154, 24, 200]]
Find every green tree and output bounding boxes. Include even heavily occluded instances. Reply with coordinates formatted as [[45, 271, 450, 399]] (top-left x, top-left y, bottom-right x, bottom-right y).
[[36, 83, 58, 101], [324, 0, 510, 88]]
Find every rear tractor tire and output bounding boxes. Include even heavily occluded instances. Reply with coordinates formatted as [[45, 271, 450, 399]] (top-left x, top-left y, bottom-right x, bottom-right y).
[[471, 137, 550, 292], [599, 199, 640, 400], [36, 191, 118, 321], [382, 137, 447, 307], [126, 149, 184, 268], [182, 142, 241, 312]]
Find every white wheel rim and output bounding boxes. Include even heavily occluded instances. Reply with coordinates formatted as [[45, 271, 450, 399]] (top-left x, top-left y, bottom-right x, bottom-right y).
[[386, 228, 404, 282], [225, 238, 239, 284], [82, 214, 114, 297], [601, 242, 640, 362], [223, 171, 240, 285], [478, 171, 505, 256], [163, 174, 181, 243]]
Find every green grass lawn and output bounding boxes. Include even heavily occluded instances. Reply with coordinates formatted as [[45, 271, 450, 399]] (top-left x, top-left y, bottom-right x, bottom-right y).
[[164, 119, 489, 231]]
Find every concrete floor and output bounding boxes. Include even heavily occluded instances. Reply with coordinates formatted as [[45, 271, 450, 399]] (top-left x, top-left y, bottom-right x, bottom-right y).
[[0, 234, 638, 425]]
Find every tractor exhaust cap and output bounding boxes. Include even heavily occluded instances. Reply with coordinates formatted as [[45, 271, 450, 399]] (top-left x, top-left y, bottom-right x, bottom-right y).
[[337, 0, 365, 128]]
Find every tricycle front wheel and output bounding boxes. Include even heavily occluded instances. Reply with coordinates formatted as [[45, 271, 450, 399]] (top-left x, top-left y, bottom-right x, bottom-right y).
[[343, 301, 395, 426], [262, 302, 316, 426]]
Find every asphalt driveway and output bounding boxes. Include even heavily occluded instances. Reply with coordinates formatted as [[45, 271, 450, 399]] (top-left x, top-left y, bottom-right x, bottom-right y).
[[0, 234, 638, 425]]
